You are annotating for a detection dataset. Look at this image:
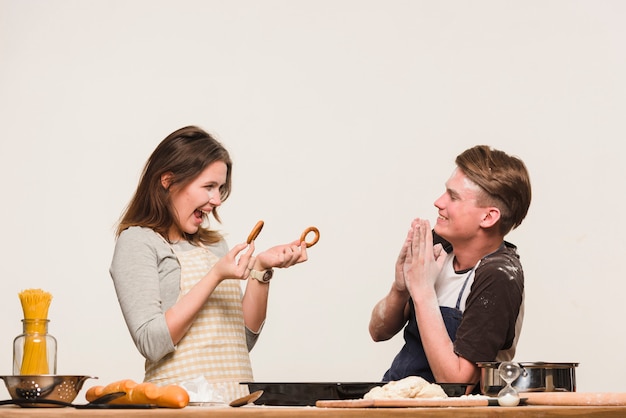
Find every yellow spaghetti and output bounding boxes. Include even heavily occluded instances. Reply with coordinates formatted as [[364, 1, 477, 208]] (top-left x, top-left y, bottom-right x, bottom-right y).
[[18, 289, 53, 375]]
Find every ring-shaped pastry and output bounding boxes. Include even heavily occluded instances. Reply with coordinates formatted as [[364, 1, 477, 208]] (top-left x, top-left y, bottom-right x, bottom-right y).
[[300, 226, 320, 248], [247, 220, 265, 244]]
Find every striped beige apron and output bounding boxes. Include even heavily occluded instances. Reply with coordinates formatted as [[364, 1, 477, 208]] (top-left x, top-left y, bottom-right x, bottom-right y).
[[144, 244, 252, 402]]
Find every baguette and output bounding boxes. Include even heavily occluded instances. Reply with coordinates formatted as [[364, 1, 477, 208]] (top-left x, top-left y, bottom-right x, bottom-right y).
[[86, 379, 189, 408]]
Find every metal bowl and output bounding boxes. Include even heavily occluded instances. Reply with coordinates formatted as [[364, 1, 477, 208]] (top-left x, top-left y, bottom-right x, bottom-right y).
[[477, 362, 578, 396], [0, 375, 96, 408]]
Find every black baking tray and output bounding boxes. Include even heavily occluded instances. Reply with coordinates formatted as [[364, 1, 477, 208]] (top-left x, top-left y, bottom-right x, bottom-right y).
[[241, 382, 470, 406], [241, 382, 384, 406]]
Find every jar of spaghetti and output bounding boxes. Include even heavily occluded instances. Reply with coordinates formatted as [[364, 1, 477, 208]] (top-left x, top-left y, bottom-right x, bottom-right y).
[[13, 319, 57, 375]]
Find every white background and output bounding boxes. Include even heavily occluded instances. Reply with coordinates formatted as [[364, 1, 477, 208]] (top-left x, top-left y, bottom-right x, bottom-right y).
[[1, 0, 625, 401]]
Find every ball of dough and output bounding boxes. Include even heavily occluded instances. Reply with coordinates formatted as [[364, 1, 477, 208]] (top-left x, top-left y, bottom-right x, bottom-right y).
[[416, 383, 448, 398], [364, 376, 434, 399], [386, 376, 429, 398], [363, 386, 388, 400]]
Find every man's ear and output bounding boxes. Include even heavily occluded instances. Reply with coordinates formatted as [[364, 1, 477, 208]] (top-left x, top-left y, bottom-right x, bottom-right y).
[[480, 207, 501, 228], [160, 172, 174, 190]]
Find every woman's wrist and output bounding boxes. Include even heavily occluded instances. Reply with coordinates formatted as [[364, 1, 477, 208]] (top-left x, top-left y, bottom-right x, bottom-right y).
[[252, 259, 267, 271], [250, 268, 273, 283]]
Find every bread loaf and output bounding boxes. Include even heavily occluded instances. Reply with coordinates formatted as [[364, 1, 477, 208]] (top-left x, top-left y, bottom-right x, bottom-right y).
[[86, 379, 189, 408]]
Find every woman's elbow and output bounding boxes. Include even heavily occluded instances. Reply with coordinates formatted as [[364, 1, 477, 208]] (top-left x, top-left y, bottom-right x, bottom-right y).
[[133, 325, 175, 363]]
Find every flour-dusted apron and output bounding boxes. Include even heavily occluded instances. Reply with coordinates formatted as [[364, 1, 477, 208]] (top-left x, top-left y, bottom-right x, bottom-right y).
[[144, 245, 252, 402], [383, 266, 476, 383]]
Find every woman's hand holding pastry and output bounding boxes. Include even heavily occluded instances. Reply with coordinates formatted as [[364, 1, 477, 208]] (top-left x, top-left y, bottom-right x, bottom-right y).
[[255, 240, 308, 270], [212, 241, 256, 281]]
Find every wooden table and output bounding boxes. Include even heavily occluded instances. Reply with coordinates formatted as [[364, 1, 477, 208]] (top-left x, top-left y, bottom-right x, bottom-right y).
[[2, 405, 626, 417]]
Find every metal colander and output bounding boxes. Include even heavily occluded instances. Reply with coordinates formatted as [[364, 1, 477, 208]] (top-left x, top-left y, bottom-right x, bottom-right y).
[[0, 375, 95, 407]]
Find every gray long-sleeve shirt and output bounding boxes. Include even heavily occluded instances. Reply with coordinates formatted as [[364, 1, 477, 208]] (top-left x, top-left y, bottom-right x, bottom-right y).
[[110, 226, 259, 363]]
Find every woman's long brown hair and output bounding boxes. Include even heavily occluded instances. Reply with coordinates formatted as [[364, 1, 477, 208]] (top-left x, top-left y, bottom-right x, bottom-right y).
[[116, 126, 232, 245]]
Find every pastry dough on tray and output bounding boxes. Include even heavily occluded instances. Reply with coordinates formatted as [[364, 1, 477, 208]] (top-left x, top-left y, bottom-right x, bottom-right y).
[[364, 376, 447, 400]]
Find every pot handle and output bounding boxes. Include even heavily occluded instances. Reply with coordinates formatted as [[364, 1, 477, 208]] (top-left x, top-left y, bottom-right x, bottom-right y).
[[518, 363, 528, 377]]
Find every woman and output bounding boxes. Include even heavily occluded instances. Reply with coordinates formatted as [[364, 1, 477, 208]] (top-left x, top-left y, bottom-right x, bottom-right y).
[[110, 125, 309, 402]]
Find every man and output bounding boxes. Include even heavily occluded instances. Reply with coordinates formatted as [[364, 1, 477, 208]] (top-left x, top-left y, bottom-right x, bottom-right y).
[[369, 145, 531, 388]]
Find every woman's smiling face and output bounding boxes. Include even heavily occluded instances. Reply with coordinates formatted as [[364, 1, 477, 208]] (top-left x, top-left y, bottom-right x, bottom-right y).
[[166, 161, 228, 241]]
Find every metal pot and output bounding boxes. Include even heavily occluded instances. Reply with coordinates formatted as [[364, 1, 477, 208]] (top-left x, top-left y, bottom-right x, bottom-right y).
[[477, 362, 578, 396]]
